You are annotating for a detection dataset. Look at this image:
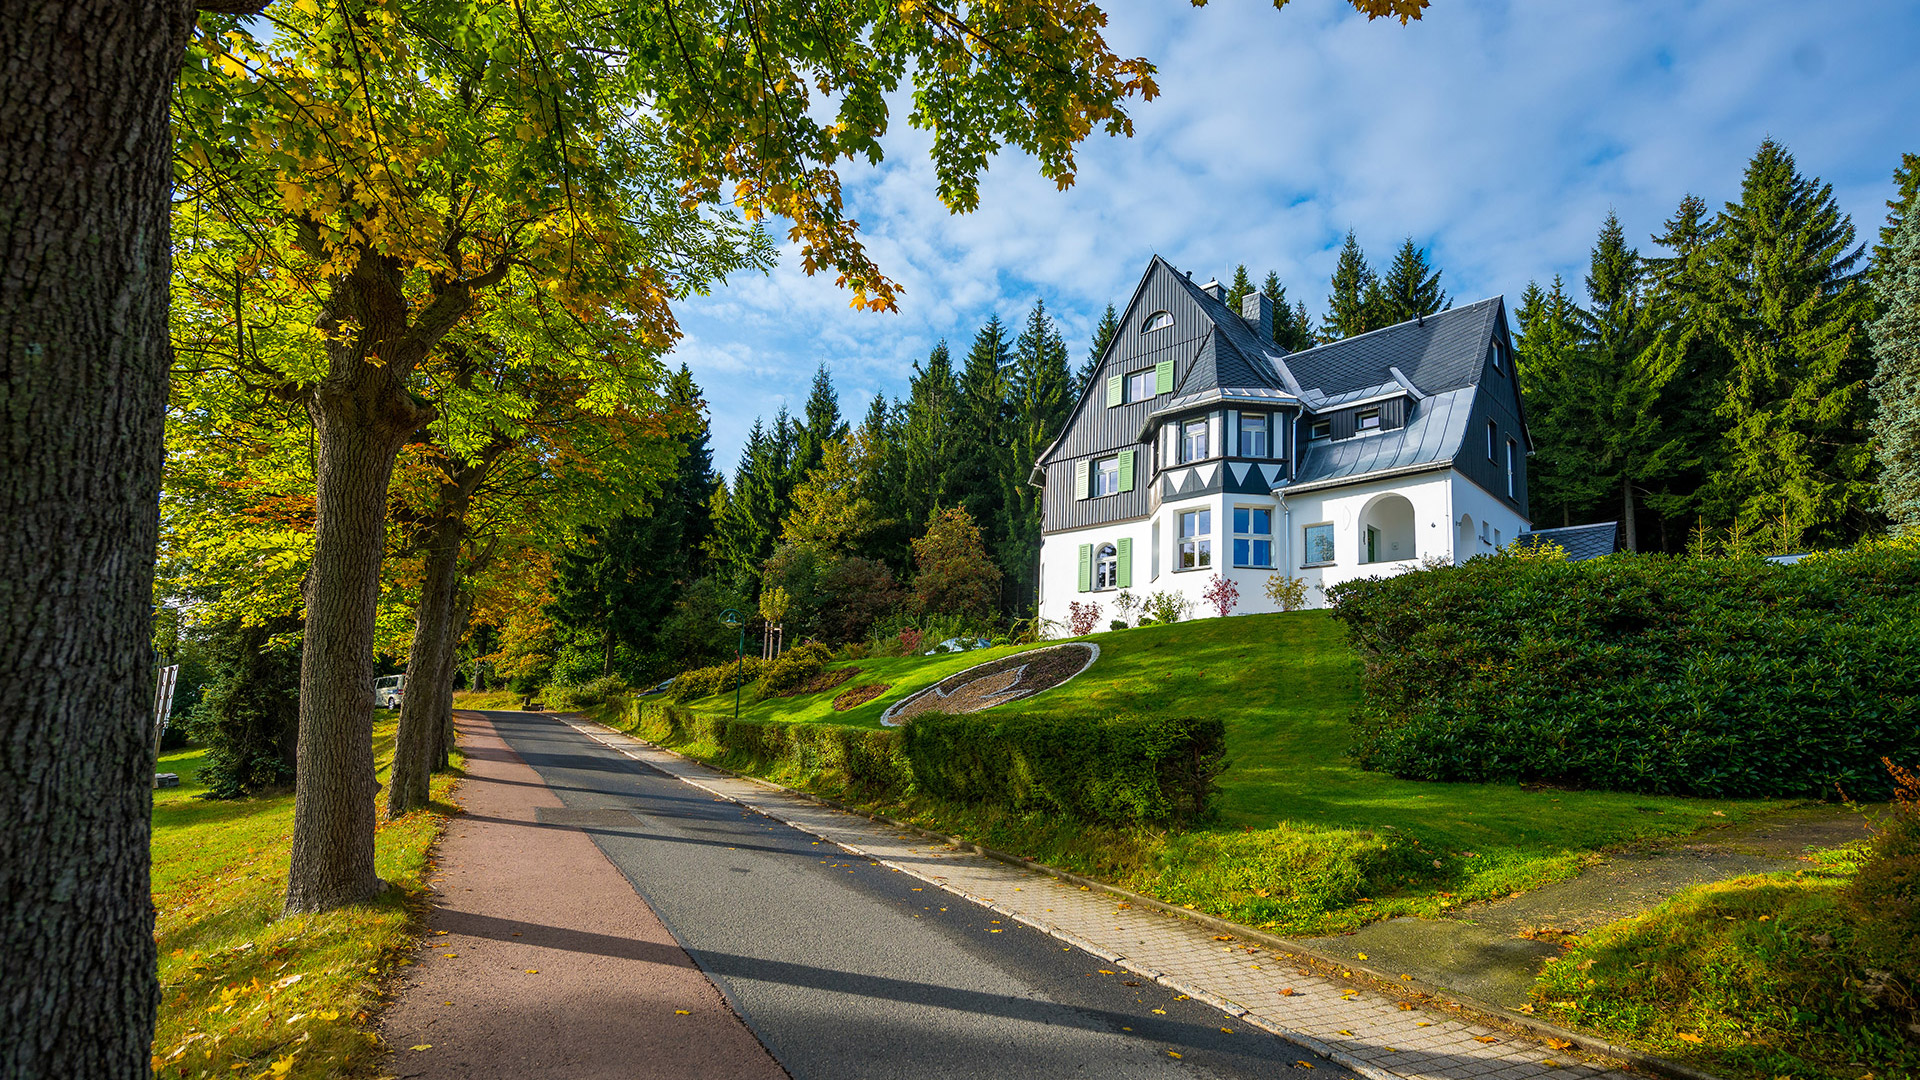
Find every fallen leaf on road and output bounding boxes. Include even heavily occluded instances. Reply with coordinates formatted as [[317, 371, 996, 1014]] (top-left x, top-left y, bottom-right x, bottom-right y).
[[1474, 1036, 1499, 1044], [1123, 981, 1141, 987], [409, 1045, 432, 1052], [1152, 1009, 1167, 1015], [1292, 1062, 1314, 1069], [442, 954, 457, 959], [1099, 970, 1116, 975], [1220, 1027, 1234, 1034], [1546, 1038, 1571, 1050], [675, 1010, 691, 1015], [1278, 988, 1296, 996], [525, 969, 538, 974], [1166, 1051, 1181, 1059]]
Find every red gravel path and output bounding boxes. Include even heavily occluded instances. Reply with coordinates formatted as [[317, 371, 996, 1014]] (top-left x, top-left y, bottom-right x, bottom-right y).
[[381, 713, 787, 1080]]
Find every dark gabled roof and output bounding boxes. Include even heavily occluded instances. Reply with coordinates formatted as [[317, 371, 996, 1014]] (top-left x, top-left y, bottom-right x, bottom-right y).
[[1162, 272, 1288, 396], [1285, 387, 1474, 492], [1278, 297, 1504, 401], [1512, 521, 1622, 562]]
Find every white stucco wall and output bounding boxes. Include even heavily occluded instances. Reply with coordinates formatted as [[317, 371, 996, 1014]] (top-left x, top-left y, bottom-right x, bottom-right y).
[[1037, 468, 1533, 633]]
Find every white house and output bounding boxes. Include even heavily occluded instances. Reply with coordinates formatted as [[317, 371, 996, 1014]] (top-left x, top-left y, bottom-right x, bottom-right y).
[[1033, 256, 1534, 629]]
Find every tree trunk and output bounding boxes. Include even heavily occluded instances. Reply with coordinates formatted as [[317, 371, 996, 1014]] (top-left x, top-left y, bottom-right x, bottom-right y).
[[387, 512, 463, 817], [284, 295, 432, 912], [1, 2, 190, 1074], [436, 592, 473, 771], [1621, 476, 1638, 553]]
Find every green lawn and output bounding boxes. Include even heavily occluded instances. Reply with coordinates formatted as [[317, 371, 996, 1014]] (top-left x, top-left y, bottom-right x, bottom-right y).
[[662, 612, 1790, 936], [152, 717, 460, 1080]]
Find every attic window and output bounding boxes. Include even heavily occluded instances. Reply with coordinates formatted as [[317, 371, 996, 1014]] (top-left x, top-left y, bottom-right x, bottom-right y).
[[1143, 310, 1173, 333], [1356, 408, 1381, 432], [1308, 419, 1331, 441]]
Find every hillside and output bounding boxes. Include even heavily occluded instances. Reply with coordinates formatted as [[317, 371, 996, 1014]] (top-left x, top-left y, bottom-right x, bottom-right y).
[[654, 611, 1785, 936]]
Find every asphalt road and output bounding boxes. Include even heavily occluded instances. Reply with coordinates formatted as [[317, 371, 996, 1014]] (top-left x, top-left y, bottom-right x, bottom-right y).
[[480, 711, 1343, 1080]]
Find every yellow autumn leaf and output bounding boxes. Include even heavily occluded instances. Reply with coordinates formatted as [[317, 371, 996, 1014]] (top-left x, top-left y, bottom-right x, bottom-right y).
[[1356, 953, 1368, 960], [525, 969, 539, 974], [1151, 1008, 1166, 1015], [409, 1045, 432, 1051], [1676, 1032, 1705, 1043], [674, 1009, 691, 1015]]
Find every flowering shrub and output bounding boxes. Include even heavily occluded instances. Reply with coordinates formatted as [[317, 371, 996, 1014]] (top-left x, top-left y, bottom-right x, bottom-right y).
[[898, 627, 923, 654], [1201, 574, 1240, 618], [1263, 572, 1308, 612], [1065, 600, 1102, 637]]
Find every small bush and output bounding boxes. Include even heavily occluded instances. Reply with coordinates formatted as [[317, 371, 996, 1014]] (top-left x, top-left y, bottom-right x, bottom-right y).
[[1849, 758, 1920, 985], [670, 657, 765, 702], [543, 674, 630, 711], [1140, 590, 1191, 625], [1065, 600, 1101, 636], [1109, 620, 1130, 632], [759, 641, 834, 697], [186, 617, 302, 799], [1331, 544, 1920, 798]]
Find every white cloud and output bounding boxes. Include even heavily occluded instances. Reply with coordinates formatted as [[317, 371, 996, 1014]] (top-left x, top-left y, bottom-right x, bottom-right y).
[[670, 0, 1920, 471]]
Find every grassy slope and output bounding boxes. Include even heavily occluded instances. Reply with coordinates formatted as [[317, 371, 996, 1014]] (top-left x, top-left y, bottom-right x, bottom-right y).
[[662, 612, 1786, 936], [1532, 845, 1919, 1080], [152, 717, 459, 1080]]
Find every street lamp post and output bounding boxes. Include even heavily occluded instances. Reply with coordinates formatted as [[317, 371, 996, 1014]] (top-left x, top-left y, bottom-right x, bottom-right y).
[[719, 609, 744, 719]]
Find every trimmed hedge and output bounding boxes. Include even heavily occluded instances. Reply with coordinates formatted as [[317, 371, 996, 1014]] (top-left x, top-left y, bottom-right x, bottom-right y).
[[1328, 543, 1920, 799], [900, 712, 1225, 824], [622, 701, 1225, 825]]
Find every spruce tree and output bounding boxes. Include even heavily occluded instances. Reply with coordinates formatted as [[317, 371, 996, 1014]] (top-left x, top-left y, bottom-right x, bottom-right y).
[[1001, 299, 1072, 611], [952, 315, 1012, 565], [792, 364, 846, 482], [708, 416, 792, 589], [1077, 302, 1119, 398], [1262, 271, 1315, 352], [1699, 140, 1879, 544], [1514, 276, 1601, 526], [1225, 264, 1256, 310], [899, 340, 960, 536], [1874, 152, 1920, 274], [1871, 191, 1920, 533], [1376, 238, 1448, 325], [1642, 193, 1728, 537], [1323, 231, 1383, 340]]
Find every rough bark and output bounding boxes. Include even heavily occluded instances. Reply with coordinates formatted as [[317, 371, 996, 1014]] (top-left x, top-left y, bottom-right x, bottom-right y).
[[283, 252, 440, 913], [388, 446, 498, 818], [1621, 476, 1638, 553], [1, 2, 193, 1074], [436, 592, 474, 771]]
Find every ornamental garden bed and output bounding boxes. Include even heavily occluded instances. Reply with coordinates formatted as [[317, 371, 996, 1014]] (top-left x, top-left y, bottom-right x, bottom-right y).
[[880, 643, 1097, 724]]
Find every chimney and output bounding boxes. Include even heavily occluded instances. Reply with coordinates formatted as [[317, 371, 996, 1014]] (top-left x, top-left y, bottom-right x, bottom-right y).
[[1241, 290, 1274, 347], [1199, 278, 1226, 301]]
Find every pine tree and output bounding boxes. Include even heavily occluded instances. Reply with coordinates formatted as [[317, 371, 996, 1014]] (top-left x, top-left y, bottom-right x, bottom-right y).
[[1077, 302, 1119, 398], [1874, 152, 1920, 274], [1871, 186, 1920, 533], [1262, 271, 1315, 352], [1225, 264, 1256, 310], [1000, 299, 1072, 612], [1640, 193, 1728, 540], [1376, 238, 1449, 325], [708, 416, 792, 589], [1323, 231, 1383, 340], [951, 315, 1012, 563], [1700, 140, 1879, 544]]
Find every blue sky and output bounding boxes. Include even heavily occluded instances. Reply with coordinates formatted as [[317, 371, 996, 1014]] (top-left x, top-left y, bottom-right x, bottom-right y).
[[668, 0, 1920, 473]]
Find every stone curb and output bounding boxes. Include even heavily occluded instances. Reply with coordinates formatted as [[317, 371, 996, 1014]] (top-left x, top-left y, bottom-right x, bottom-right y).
[[554, 712, 1723, 1080]]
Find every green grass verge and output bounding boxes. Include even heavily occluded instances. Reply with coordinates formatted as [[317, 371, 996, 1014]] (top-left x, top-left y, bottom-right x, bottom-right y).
[[152, 716, 461, 1080], [451, 689, 523, 710], [652, 611, 1789, 936], [1532, 845, 1919, 1080]]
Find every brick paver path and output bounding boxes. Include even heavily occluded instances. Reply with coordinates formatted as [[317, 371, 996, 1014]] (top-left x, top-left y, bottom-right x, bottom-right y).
[[561, 716, 1637, 1080]]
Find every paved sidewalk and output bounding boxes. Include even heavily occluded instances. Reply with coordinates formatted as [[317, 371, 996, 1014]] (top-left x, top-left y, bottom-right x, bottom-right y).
[[381, 715, 786, 1080], [560, 716, 1637, 1080]]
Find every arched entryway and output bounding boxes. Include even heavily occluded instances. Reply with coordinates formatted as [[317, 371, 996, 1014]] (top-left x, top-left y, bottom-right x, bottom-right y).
[[1455, 513, 1476, 564], [1359, 494, 1417, 564]]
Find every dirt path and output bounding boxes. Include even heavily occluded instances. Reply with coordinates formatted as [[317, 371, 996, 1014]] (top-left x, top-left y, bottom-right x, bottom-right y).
[[1302, 803, 1873, 1008], [380, 714, 786, 1080]]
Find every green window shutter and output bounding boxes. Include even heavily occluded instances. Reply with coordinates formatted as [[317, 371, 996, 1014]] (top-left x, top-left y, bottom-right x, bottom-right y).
[[1074, 459, 1090, 500], [1117, 449, 1135, 492], [1078, 544, 1093, 592], [1106, 374, 1123, 408], [1155, 360, 1174, 394], [1116, 537, 1133, 588]]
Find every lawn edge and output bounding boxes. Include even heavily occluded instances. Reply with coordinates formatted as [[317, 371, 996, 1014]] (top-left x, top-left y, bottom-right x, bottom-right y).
[[564, 711, 1727, 1080]]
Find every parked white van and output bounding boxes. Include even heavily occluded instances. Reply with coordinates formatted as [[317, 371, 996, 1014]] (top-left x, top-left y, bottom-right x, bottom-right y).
[[375, 674, 406, 709]]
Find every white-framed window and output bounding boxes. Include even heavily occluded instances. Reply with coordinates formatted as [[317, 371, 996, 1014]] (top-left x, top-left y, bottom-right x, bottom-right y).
[[1490, 342, 1503, 372], [1506, 438, 1518, 498], [1357, 407, 1381, 432], [1127, 369, 1154, 402], [1094, 455, 1120, 497], [1309, 418, 1331, 441], [1178, 509, 1212, 570], [1181, 419, 1209, 463], [1494, 527, 1503, 548], [1238, 413, 1267, 457], [1487, 420, 1498, 460], [1233, 507, 1273, 567], [1302, 522, 1336, 566], [1095, 543, 1118, 590], [1144, 310, 1173, 333]]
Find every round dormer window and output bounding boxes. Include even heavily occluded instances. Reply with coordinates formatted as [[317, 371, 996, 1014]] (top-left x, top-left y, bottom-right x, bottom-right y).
[[1143, 310, 1173, 333]]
